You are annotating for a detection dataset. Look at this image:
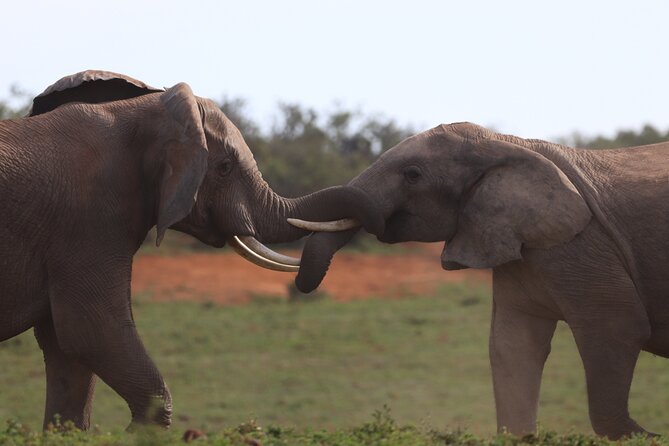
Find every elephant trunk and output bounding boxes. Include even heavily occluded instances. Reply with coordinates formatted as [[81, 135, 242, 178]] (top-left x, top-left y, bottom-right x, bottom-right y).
[[288, 171, 389, 293], [254, 185, 384, 245], [295, 229, 359, 293], [225, 180, 383, 275]]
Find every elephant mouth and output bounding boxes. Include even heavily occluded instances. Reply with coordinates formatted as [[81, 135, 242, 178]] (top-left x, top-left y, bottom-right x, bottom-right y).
[[227, 235, 301, 272], [376, 210, 413, 243]]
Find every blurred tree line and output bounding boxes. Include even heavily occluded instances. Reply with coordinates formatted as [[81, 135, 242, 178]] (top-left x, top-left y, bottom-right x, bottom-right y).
[[0, 86, 31, 120], [3, 89, 667, 252], [0, 91, 412, 197], [219, 98, 412, 197], [561, 125, 669, 149], [2, 89, 668, 195]]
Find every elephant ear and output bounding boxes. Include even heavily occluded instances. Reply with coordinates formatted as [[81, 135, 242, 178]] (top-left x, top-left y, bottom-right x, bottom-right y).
[[154, 83, 208, 246], [441, 139, 592, 270], [29, 70, 162, 116]]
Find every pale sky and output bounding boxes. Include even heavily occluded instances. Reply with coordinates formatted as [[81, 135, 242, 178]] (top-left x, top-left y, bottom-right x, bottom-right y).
[[3, 0, 668, 141]]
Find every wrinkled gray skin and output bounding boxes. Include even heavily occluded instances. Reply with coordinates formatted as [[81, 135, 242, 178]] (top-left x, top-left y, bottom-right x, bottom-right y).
[[0, 71, 381, 430], [297, 122, 669, 439]]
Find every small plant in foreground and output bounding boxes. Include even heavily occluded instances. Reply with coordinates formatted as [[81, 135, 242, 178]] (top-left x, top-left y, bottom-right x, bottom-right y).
[[1, 416, 669, 446]]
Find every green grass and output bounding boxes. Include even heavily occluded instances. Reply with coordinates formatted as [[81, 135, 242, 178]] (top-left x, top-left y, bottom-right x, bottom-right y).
[[1, 283, 668, 439], [1, 414, 667, 446]]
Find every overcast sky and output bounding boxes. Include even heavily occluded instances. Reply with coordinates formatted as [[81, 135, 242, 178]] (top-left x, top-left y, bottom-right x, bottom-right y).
[[3, 0, 668, 141]]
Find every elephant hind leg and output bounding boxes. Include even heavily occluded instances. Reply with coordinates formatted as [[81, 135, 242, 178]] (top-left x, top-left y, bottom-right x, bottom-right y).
[[34, 318, 97, 430], [571, 313, 651, 439]]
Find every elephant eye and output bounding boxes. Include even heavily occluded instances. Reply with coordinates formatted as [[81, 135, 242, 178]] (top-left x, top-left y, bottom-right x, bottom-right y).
[[218, 159, 234, 177], [403, 165, 422, 184]]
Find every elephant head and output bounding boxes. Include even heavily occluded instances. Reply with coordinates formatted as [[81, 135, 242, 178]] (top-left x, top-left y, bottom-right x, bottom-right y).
[[29, 70, 384, 270], [293, 122, 591, 291]]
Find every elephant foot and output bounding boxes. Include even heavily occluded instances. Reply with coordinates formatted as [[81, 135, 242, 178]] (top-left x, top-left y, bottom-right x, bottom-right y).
[[591, 415, 648, 440], [127, 393, 173, 430]]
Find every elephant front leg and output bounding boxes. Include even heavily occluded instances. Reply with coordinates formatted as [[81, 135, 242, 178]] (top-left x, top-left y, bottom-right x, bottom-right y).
[[35, 319, 96, 430], [82, 327, 173, 428], [52, 310, 173, 428], [489, 301, 557, 435], [48, 257, 172, 428]]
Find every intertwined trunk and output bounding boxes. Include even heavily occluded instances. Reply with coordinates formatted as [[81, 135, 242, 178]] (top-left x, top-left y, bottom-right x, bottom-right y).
[[252, 182, 383, 245]]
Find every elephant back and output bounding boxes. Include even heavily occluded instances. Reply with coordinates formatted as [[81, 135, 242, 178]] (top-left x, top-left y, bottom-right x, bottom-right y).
[[29, 70, 163, 116]]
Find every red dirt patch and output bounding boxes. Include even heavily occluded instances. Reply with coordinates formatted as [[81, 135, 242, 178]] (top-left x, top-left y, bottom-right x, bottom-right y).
[[131, 243, 491, 304]]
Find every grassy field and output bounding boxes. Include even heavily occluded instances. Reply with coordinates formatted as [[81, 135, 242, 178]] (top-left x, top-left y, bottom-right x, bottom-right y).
[[2, 416, 667, 446], [1, 282, 668, 439]]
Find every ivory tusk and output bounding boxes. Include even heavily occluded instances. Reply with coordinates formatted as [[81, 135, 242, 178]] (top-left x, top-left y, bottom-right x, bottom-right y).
[[286, 217, 361, 232], [235, 235, 301, 266], [227, 235, 300, 272]]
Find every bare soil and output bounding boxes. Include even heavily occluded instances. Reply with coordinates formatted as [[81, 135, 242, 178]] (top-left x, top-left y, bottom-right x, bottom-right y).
[[131, 243, 491, 304]]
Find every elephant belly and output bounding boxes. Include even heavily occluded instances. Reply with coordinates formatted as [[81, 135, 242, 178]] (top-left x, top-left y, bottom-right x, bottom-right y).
[[644, 328, 669, 357], [0, 231, 50, 341]]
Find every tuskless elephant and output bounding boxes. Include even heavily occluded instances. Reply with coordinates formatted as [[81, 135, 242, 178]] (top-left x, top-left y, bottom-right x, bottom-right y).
[[0, 70, 382, 430], [291, 122, 669, 439]]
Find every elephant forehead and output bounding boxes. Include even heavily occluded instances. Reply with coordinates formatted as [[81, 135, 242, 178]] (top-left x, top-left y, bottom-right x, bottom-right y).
[[381, 134, 435, 160], [200, 102, 255, 165], [224, 126, 255, 164]]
